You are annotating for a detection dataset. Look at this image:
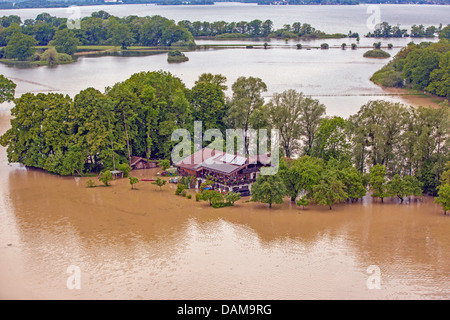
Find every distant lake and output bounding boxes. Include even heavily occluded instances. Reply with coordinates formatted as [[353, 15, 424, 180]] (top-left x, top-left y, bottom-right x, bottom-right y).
[[3, 3, 450, 33]]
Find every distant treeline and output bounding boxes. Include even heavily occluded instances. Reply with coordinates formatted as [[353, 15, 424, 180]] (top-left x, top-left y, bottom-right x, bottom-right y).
[[242, 0, 449, 4], [0, 12, 195, 58], [178, 20, 346, 39], [0, 0, 448, 9], [367, 22, 447, 38]]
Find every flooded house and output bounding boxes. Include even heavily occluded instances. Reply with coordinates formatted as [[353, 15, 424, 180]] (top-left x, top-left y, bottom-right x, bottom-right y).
[[175, 147, 271, 196]]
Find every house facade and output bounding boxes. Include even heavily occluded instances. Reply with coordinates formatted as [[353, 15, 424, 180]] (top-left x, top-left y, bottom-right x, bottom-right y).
[[175, 147, 271, 195]]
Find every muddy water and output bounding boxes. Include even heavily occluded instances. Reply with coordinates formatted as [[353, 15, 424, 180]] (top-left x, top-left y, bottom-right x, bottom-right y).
[[0, 112, 449, 300]]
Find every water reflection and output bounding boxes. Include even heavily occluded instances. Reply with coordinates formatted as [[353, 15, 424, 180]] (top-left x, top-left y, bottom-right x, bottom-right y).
[[2, 165, 449, 299]]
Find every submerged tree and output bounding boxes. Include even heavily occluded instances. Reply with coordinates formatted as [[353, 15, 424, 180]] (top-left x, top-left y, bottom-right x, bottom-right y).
[[251, 175, 287, 208], [435, 184, 450, 215], [311, 172, 348, 210], [368, 164, 388, 203], [152, 177, 167, 190], [129, 176, 139, 189], [99, 170, 114, 186]]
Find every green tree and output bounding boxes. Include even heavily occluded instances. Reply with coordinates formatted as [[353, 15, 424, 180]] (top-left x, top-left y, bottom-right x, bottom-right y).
[[0, 75, 16, 103], [224, 192, 241, 206], [426, 51, 450, 98], [439, 25, 450, 39], [50, 29, 80, 55], [34, 22, 56, 46], [435, 184, 450, 215], [296, 196, 309, 209], [338, 165, 367, 202], [251, 174, 287, 208], [226, 76, 267, 151], [194, 73, 227, 91], [129, 176, 139, 189], [267, 89, 309, 157], [5, 32, 37, 60], [311, 176, 348, 210], [118, 163, 131, 178], [311, 116, 350, 161], [70, 88, 115, 170], [86, 179, 96, 188], [298, 95, 326, 155], [369, 164, 388, 203], [279, 156, 322, 202], [201, 189, 223, 207], [99, 170, 113, 186], [190, 80, 227, 132], [158, 159, 171, 171], [152, 177, 167, 190], [110, 23, 133, 49], [387, 174, 407, 202]]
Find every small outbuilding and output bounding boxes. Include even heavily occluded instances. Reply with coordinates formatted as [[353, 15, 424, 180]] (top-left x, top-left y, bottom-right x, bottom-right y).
[[130, 156, 157, 170]]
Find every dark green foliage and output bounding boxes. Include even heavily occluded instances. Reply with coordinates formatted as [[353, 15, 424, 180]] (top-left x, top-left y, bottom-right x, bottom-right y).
[[5, 32, 37, 60], [50, 29, 80, 55], [129, 176, 139, 189], [0, 75, 16, 103], [251, 175, 287, 208], [371, 40, 450, 97], [175, 183, 186, 195], [435, 184, 450, 214], [117, 163, 131, 178], [99, 170, 113, 186], [152, 177, 167, 190]]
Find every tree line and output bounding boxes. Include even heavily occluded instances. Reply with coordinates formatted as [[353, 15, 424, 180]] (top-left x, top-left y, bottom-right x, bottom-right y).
[[0, 12, 195, 60], [366, 22, 449, 39], [371, 39, 450, 98], [177, 19, 339, 39]]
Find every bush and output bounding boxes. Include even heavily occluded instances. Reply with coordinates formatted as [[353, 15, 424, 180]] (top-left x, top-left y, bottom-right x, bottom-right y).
[[187, 194, 192, 199], [195, 193, 202, 202], [40, 48, 73, 65], [320, 43, 329, 49], [117, 163, 131, 178], [181, 190, 187, 197], [351, 43, 357, 50], [167, 50, 188, 63], [175, 183, 186, 195], [57, 53, 73, 62], [99, 170, 113, 186], [363, 49, 391, 58], [296, 44, 302, 49], [373, 42, 382, 49], [86, 179, 95, 188]]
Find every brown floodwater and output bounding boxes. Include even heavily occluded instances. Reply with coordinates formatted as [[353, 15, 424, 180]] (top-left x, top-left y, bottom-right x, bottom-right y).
[[0, 111, 449, 300]]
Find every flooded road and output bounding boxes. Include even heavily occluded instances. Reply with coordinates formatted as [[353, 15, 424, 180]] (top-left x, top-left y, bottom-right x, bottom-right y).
[[1, 109, 449, 299]]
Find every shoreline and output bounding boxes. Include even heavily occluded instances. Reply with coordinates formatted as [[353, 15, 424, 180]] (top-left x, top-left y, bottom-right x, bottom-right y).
[[381, 86, 447, 109]]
